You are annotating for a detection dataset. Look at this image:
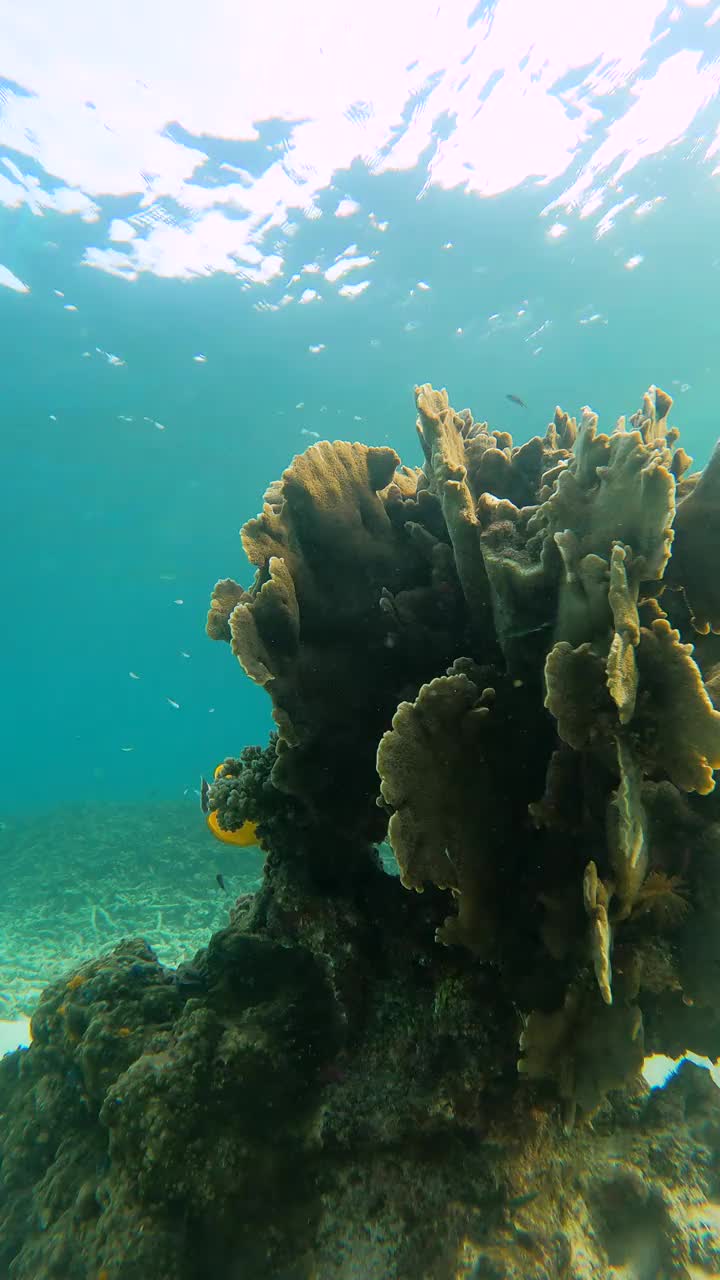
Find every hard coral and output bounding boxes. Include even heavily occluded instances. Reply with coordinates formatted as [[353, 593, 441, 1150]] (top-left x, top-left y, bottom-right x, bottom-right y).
[[208, 439, 447, 844], [209, 382, 720, 1124]]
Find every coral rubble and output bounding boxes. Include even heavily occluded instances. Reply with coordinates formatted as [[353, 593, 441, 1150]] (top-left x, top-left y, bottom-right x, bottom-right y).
[[4, 382, 720, 1278]]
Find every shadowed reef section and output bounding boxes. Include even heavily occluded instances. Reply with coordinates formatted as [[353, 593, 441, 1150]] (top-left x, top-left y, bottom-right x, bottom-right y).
[[4, 383, 720, 1278]]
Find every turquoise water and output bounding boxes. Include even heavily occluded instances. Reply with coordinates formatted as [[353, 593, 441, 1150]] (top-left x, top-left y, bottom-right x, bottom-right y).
[[0, 1, 718, 825], [5, 161, 720, 818]]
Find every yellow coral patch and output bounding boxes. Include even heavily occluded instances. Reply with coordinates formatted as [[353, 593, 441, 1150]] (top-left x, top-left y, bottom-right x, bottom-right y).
[[213, 761, 237, 779], [206, 810, 259, 848]]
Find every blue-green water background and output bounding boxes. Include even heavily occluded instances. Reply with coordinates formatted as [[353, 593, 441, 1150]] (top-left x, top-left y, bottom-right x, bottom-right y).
[[3, 25, 720, 824]]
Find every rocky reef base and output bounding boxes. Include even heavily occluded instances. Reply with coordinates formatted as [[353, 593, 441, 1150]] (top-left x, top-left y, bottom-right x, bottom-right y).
[[1, 858, 720, 1280]]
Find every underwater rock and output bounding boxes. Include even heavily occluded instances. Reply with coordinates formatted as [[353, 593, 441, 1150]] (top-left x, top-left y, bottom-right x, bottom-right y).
[[3, 926, 720, 1278], [0, 931, 338, 1280]]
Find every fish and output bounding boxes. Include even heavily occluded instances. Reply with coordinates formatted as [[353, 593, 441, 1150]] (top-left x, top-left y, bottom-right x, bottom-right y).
[[200, 776, 210, 814], [216, 873, 227, 892], [504, 620, 553, 641], [506, 393, 527, 408]]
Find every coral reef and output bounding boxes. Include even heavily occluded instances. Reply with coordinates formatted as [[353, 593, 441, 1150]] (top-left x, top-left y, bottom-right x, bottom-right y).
[[4, 381, 720, 1277], [209, 382, 720, 1116]]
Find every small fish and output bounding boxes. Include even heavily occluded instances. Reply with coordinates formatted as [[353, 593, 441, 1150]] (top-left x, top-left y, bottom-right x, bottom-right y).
[[505, 620, 553, 640], [506, 393, 527, 408], [129, 671, 140, 680], [216, 873, 227, 892], [200, 776, 210, 815], [166, 697, 180, 709]]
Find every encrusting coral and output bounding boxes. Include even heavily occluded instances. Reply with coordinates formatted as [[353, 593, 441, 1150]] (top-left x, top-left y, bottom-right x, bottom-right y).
[[6, 380, 720, 1279]]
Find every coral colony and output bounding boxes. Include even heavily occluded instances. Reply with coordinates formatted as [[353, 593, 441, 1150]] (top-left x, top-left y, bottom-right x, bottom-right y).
[[4, 385, 720, 1277]]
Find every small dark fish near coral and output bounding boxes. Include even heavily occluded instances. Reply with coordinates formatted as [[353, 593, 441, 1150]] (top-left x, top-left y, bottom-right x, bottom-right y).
[[506, 393, 527, 408], [216, 872, 227, 892]]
